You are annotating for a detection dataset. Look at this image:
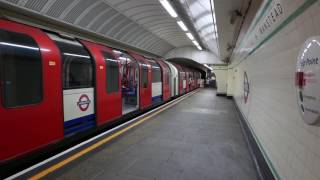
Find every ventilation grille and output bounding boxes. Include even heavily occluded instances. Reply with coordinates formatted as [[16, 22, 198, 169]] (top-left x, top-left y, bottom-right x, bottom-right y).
[[25, 0, 49, 12], [89, 8, 117, 31], [63, 0, 93, 23], [77, 2, 107, 27], [45, 0, 74, 18]]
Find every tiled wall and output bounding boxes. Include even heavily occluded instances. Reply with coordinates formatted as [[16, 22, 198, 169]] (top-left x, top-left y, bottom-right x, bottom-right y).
[[229, 0, 320, 180], [212, 67, 228, 94]]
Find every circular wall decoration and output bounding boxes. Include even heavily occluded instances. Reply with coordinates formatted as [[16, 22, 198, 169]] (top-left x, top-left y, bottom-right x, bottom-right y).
[[296, 37, 320, 125], [244, 71, 250, 104]]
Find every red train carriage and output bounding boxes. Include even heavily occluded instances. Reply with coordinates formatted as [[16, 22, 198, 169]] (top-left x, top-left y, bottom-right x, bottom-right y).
[[0, 20, 64, 161], [128, 52, 152, 110], [81, 41, 122, 125], [157, 59, 171, 102], [173, 63, 186, 95], [146, 59, 163, 104], [184, 67, 190, 93]]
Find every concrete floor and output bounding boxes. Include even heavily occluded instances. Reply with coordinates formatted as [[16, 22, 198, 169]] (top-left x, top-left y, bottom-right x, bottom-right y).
[[45, 89, 258, 180]]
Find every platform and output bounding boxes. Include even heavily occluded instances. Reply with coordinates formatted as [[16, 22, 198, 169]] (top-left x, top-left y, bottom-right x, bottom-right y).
[[29, 89, 258, 180]]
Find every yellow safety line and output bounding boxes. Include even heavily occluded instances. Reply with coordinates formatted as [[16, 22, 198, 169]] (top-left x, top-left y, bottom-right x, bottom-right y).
[[28, 90, 198, 180]]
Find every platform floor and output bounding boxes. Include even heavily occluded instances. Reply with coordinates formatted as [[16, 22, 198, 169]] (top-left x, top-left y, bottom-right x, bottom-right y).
[[44, 89, 258, 180]]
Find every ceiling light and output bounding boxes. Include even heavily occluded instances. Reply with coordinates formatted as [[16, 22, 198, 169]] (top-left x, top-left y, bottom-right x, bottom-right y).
[[186, 32, 194, 40], [197, 45, 203, 51], [192, 40, 199, 46], [112, 50, 122, 54], [159, 0, 178, 18], [204, 64, 213, 70], [177, 21, 188, 31]]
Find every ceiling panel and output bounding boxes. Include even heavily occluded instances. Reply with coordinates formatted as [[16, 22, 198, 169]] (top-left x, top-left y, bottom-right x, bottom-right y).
[[180, 0, 219, 56], [105, 0, 191, 47], [2, 0, 243, 59]]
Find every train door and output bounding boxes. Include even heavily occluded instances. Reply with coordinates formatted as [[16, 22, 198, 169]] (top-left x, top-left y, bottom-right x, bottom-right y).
[[0, 20, 63, 161], [148, 59, 162, 104], [129, 53, 152, 109], [48, 33, 95, 136], [185, 69, 190, 93], [81, 41, 122, 125], [157, 60, 171, 101], [165, 61, 178, 97], [173, 64, 184, 95], [114, 51, 139, 114]]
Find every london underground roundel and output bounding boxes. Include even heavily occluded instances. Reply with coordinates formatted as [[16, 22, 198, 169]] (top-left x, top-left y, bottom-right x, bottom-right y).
[[77, 94, 91, 112], [296, 37, 320, 125]]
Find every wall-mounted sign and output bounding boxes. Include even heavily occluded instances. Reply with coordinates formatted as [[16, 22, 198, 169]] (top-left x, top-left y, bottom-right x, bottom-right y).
[[244, 71, 250, 104], [296, 37, 320, 125]]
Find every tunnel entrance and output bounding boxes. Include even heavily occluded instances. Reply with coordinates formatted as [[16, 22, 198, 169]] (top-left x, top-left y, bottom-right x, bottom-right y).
[[205, 72, 216, 88]]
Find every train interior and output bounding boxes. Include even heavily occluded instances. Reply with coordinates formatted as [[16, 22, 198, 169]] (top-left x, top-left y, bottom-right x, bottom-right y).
[[117, 52, 139, 115]]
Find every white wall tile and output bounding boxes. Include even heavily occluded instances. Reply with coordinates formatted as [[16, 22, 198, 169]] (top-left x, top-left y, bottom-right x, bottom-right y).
[[228, 0, 320, 179]]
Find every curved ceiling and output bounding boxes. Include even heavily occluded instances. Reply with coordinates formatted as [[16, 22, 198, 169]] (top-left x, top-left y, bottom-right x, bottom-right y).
[[1, 0, 250, 64], [179, 0, 219, 56], [1, 0, 195, 56]]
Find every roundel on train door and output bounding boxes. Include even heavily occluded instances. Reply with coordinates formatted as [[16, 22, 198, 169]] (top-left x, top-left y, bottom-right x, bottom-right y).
[[244, 71, 250, 104], [296, 37, 320, 125], [77, 94, 91, 111]]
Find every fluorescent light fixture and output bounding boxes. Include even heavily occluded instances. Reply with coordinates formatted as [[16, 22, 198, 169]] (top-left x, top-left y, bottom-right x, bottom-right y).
[[177, 21, 188, 31], [112, 50, 122, 54], [196, 45, 203, 51], [119, 57, 127, 61], [186, 32, 194, 40], [63, 53, 90, 59], [159, 0, 178, 18], [192, 40, 199, 46], [0, 42, 39, 51], [204, 64, 213, 70]]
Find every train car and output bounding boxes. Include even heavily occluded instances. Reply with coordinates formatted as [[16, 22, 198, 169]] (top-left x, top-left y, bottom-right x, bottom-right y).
[[80, 41, 122, 125], [0, 19, 201, 163], [156, 59, 171, 102], [184, 67, 190, 93], [129, 52, 152, 110], [0, 20, 65, 161], [164, 61, 179, 98], [147, 59, 163, 104], [173, 63, 186, 95]]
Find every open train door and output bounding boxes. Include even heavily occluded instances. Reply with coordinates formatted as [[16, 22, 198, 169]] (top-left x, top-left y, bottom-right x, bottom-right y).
[[157, 59, 171, 101], [129, 52, 151, 110]]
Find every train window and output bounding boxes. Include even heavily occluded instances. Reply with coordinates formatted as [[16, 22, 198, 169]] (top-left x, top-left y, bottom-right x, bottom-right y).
[[48, 33, 93, 89], [142, 65, 148, 88], [0, 29, 43, 108], [102, 52, 119, 93], [151, 64, 161, 83]]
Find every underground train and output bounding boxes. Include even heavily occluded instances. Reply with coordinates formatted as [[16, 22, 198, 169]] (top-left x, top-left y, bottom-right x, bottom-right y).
[[0, 19, 202, 163]]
